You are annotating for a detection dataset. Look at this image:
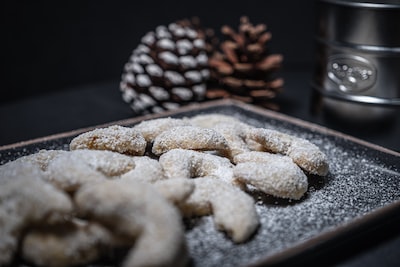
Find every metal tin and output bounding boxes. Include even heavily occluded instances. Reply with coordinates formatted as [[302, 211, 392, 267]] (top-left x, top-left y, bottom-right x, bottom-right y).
[[313, 0, 400, 120]]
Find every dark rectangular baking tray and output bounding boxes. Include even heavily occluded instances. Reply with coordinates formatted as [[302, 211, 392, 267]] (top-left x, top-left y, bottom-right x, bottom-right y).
[[1, 99, 400, 267]]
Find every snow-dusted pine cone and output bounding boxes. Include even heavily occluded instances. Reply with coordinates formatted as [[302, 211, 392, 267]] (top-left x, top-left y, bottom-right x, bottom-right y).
[[120, 19, 212, 115], [207, 16, 284, 110]]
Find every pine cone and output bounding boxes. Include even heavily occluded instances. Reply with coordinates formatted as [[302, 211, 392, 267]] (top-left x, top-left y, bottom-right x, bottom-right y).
[[178, 17, 219, 56], [207, 16, 284, 110], [120, 19, 213, 115]]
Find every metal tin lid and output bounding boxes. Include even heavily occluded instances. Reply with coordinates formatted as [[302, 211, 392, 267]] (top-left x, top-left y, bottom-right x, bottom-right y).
[[317, 0, 400, 49], [321, 0, 400, 9]]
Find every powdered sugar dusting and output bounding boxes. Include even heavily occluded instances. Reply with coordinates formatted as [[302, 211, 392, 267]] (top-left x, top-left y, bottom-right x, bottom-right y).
[[0, 104, 399, 267], [184, 139, 400, 266], [180, 108, 400, 267]]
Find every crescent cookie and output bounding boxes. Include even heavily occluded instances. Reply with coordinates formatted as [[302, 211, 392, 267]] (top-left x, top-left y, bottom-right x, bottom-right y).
[[211, 122, 251, 159], [159, 149, 234, 183], [133, 117, 191, 142], [189, 113, 251, 130], [21, 220, 112, 267], [152, 126, 230, 156], [74, 179, 188, 267], [246, 128, 329, 176], [178, 177, 259, 243], [12, 149, 68, 171], [45, 150, 138, 192], [120, 155, 165, 183], [189, 114, 259, 158], [233, 152, 309, 200], [70, 125, 147, 156], [152, 179, 195, 205], [0, 161, 73, 265]]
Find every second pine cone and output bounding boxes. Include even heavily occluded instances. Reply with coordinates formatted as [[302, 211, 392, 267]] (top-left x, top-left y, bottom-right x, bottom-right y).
[[207, 16, 284, 110]]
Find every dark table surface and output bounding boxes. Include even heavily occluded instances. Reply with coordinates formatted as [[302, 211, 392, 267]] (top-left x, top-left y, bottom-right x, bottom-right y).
[[1, 70, 399, 266]]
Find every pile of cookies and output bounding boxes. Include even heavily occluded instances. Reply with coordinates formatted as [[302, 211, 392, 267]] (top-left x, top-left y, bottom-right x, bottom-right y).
[[0, 114, 329, 267]]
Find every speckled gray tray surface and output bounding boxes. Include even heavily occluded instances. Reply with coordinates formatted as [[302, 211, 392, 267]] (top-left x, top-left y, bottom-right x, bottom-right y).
[[1, 100, 400, 267]]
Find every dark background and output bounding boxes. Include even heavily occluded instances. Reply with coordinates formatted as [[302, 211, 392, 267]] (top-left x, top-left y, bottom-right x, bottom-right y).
[[1, 0, 315, 102], [2, 0, 398, 151], [1, 1, 400, 266]]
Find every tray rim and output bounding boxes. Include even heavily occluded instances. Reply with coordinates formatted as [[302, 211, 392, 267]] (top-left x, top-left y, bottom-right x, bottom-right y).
[[1, 99, 399, 158], [1, 99, 400, 266]]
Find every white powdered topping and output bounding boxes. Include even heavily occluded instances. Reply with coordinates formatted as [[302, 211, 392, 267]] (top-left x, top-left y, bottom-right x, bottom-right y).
[[192, 84, 206, 96], [149, 86, 169, 101], [168, 23, 178, 32], [132, 94, 156, 112], [123, 62, 132, 72], [138, 93, 156, 107], [120, 81, 128, 90], [186, 28, 198, 39], [131, 63, 144, 74], [152, 106, 165, 113], [172, 87, 193, 101], [184, 71, 202, 83], [155, 25, 172, 39], [138, 54, 154, 64], [162, 102, 180, 110], [177, 39, 193, 55], [172, 27, 186, 37], [141, 32, 155, 45], [122, 72, 135, 84], [158, 51, 179, 65], [130, 54, 140, 63], [179, 56, 197, 69], [193, 39, 206, 49], [201, 69, 210, 79], [196, 52, 208, 66], [145, 64, 163, 77], [135, 44, 150, 54], [157, 38, 175, 50], [122, 88, 137, 102], [132, 99, 151, 111], [136, 74, 151, 87], [165, 71, 185, 85], [131, 100, 146, 112]]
